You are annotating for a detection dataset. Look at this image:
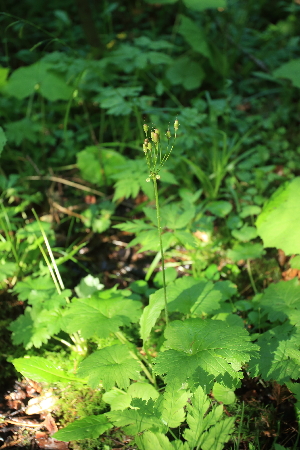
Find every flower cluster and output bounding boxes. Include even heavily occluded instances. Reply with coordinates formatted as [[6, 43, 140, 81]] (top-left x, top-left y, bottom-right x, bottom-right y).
[[142, 119, 179, 182]]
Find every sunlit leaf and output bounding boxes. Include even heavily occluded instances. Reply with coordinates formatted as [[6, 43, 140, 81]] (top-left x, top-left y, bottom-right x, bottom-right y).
[[184, 385, 234, 449], [3, 61, 73, 100], [12, 357, 80, 383], [53, 415, 112, 441], [178, 15, 210, 58], [107, 398, 163, 435], [77, 344, 141, 389], [256, 177, 300, 255], [250, 324, 300, 383], [154, 319, 257, 388], [63, 295, 142, 339], [259, 279, 300, 324]]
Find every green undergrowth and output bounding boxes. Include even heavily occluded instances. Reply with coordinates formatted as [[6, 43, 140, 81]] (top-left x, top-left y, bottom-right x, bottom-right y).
[[1, 0, 300, 449]]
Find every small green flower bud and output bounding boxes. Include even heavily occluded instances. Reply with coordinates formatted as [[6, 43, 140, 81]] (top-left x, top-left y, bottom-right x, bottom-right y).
[[147, 142, 152, 151], [154, 128, 160, 135], [166, 129, 171, 139], [151, 131, 159, 143], [156, 174, 160, 179], [143, 123, 149, 134], [174, 119, 179, 131], [146, 178, 150, 182]]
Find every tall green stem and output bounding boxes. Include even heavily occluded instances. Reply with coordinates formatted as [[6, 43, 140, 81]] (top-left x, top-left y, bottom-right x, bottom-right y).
[[246, 258, 258, 295], [153, 177, 169, 325]]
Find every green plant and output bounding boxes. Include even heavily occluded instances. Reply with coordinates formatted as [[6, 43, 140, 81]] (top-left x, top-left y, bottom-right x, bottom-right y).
[[142, 119, 179, 324]]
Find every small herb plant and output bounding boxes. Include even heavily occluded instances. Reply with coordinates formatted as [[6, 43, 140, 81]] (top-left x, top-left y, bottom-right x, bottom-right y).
[[142, 119, 179, 324]]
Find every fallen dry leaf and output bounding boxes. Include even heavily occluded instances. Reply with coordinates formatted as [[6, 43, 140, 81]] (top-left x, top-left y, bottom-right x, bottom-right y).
[[193, 230, 209, 243], [282, 268, 300, 281], [43, 413, 58, 434], [35, 432, 69, 450], [25, 391, 57, 415]]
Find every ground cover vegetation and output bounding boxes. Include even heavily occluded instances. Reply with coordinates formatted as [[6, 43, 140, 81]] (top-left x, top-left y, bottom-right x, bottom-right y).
[[1, 0, 300, 448]]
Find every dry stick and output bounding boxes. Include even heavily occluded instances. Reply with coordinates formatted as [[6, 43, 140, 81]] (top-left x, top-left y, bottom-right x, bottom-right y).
[[51, 201, 86, 220], [24, 175, 104, 196]]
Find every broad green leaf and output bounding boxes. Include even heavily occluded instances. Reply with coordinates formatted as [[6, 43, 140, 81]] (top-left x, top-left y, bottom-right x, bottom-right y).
[[154, 319, 257, 388], [107, 398, 163, 435], [239, 205, 261, 218], [144, 203, 195, 230], [12, 357, 80, 383], [3, 61, 73, 100], [227, 243, 264, 261], [9, 308, 55, 349], [273, 59, 300, 89], [140, 289, 166, 342], [212, 312, 244, 328], [74, 275, 104, 298], [53, 415, 112, 441], [178, 15, 210, 58], [212, 383, 236, 405], [166, 56, 205, 90], [201, 416, 236, 450], [291, 255, 300, 269], [114, 219, 154, 234], [9, 276, 67, 349], [77, 146, 126, 186], [153, 267, 177, 288], [102, 389, 132, 411], [161, 383, 190, 428], [81, 202, 115, 233], [63, 301, 123, 338], [274, 445, 290, 450], [140, 278, 222, 342], [0, 261, 17, 281], [128, 230, 174, 253], [77, 344, 141, 390], [286, 381, 300, 421], [135, 431, 189, 450], [0, 66, 9, 87], [160, 203, 196, 229], [103, 382, 159, 411], [168, 278, 222, 315], [183, 385, 234, 449], [259, 279, 300, 324], [206, 201, 232, 217], [214, 280, 237, 300], [232, 225, 258, 242], [63, 296, 142, 339], [113, 177, 140, 200], [16, 221, 54, 247], [127, 382, 159, 401], [250, 324, 300, 383], [183, 0, 227, 10], [112, 159, 155, 201], [12, 275, 55, 300], [256, 177, 300, 254], [0, 127, 7, 156], [174, 230, 197, 248]]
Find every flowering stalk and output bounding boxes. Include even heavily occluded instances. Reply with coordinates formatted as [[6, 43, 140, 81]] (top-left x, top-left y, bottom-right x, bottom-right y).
[[142, 120, 179, 325]]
